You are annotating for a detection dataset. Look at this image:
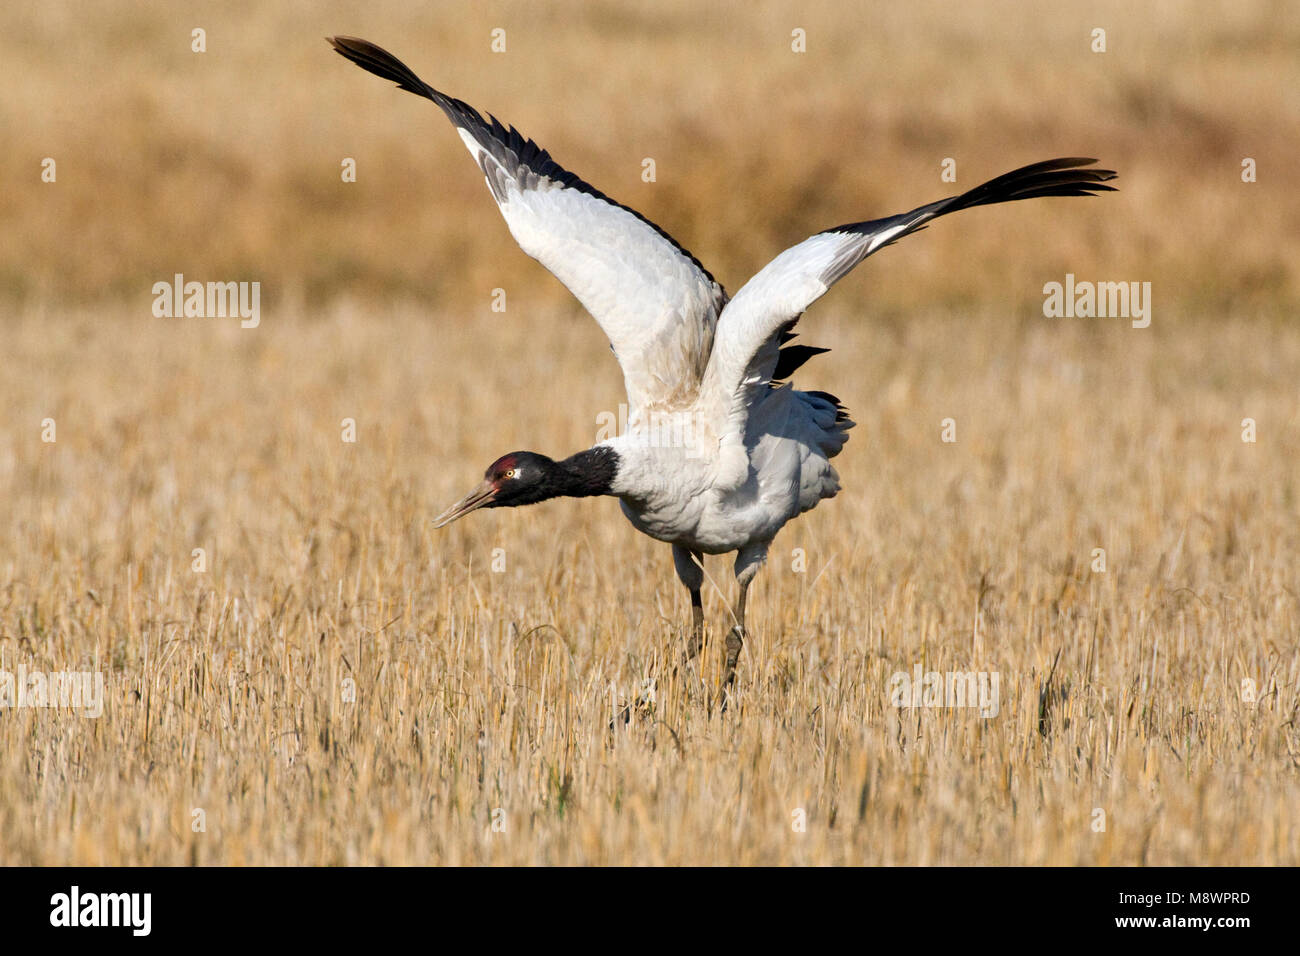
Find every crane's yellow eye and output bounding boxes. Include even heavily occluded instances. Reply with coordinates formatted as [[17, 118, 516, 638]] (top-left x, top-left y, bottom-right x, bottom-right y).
[[505, 469, 516, 479]]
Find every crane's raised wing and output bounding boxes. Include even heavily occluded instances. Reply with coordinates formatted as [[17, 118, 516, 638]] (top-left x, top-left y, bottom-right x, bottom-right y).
[[330, 36, 727, 413], [703, 158, 1117, 451]]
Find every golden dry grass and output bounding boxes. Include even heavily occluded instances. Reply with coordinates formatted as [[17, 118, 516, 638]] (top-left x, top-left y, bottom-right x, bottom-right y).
[[1, 1, 1298, 865], [3, 304, 1298, 865]]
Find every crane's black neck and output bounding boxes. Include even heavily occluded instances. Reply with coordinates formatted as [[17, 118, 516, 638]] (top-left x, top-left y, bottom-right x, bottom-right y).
[[551, 446, 621, 498], [493, 446, 620, 509]]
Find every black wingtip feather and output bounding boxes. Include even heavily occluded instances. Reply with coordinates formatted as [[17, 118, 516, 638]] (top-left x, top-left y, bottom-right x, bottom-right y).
[[805, 390, 853, 424], [329, 36, 435, 99], [328, 35, 727, 297], [948, 157, 1118, 213], [825, 158, 1116, 250], [773, 344, 832, 380]]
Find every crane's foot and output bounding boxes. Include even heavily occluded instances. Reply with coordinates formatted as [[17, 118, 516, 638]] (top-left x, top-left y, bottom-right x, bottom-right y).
[[684, 627, 705, 664], [665, 626, 706, 692], [715, 625, 745, 712], [723, 625, 745, 682]]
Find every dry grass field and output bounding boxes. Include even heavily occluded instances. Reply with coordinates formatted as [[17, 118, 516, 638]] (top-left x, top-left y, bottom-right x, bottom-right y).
[[1, 1, 1298, 865]]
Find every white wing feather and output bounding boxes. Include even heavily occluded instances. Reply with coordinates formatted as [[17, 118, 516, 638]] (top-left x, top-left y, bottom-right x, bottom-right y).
[[704, 158, 1117, 445], [332, 36, 727, 414]]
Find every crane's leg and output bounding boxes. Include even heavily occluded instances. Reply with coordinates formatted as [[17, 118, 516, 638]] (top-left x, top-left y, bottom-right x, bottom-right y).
[[688, 590, 704, 657], [721, 581, 749, 693], [721, 543, 769, 698], [672, 545, 705, 661], [611, 547, 707, 730]]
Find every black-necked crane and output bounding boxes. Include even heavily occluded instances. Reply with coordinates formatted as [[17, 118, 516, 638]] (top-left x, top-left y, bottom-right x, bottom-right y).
[[329, 36, 1116, 695]]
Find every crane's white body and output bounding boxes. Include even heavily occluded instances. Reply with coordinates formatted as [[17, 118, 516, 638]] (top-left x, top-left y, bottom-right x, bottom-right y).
[[603, 384, 848, 556]]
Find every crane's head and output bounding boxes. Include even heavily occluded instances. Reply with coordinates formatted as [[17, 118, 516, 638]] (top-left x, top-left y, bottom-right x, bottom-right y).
[[432, 451, 559, 527]]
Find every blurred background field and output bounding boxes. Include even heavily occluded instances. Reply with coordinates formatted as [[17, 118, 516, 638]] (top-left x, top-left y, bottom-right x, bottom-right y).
[[0, 1, 1297, 865], [2, 0, 1298, 314]]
